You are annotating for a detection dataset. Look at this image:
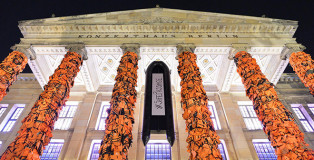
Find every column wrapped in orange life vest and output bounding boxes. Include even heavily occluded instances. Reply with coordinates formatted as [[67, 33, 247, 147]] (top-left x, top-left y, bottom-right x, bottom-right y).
[[234, 51, 314, 159], [289, 51, 314, 96], [177, 51, 222, 160], [0, 51, 82, 160], [0, 51, 28, 101], [98, 51, 138, 160]]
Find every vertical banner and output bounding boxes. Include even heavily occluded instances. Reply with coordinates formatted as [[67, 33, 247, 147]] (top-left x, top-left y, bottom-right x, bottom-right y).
[[152, 73, 165, 116]]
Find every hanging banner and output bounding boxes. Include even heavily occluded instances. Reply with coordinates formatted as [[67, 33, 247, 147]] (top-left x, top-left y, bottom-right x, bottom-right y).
[[152, 73, 165, 116]]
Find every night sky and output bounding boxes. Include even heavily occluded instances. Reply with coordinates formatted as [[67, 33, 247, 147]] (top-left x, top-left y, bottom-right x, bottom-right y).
[[0, 0, 313, 73]]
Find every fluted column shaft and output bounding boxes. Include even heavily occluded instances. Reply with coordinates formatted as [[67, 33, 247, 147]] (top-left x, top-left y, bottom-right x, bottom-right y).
[[234, 51, 313, 159], [0, 51, 82, 159], [0, 51, 28, 101], [177, 44, 222, 160], [98, 44, 139, 160], [289, 51, 314, 95]]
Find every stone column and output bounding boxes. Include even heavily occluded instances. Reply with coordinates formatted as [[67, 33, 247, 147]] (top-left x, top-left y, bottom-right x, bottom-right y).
[[176, 43, 222, 159], [0, 46, 28, 102], [285, 44, 314, 95], [233, 50, 313, 159], [98, 43, 139, 160], [0, 45, 83, 160]]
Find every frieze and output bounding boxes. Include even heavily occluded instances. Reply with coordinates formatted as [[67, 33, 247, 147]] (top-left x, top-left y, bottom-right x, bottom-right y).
[[77, 34, 240, 38]]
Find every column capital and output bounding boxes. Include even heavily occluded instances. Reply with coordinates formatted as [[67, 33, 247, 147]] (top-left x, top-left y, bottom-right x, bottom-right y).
[[228, 43, 251, 60], [176, 43, 196, 55], [120, 43, 140, 59], [10, 44, 36, 60], [280, 43, 306, 60], [65, 43, 88, 60]]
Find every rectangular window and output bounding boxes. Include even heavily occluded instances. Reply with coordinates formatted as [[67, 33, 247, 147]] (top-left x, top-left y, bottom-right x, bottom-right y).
[[253, 139, 277, 160], [54, 102, 78, 130], [308, 104, 314, 115], [0, 141, 2, 149], [145, 140, 171, 160], [40, 139, 64, 160], [88, 140, 101, 160], [96, 102, 110, 130], [0, 104, 8, 118], [1, 104, 25, 132], [208, 101, 221, 130], [238, 102, 263, 130], [218, 140, 229, 160], [291, 104, 314, 132]]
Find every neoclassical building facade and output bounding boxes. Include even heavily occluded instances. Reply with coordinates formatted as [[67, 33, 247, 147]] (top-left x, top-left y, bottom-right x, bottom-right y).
[[0, 8, 313, 160]]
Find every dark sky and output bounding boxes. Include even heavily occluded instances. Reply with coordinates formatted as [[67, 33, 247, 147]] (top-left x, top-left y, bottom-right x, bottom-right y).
[[0, 0, 313, 73]]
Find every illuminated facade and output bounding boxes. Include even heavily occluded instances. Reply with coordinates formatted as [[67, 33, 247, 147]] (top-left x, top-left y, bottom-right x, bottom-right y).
[[0, 8, 313, 159]]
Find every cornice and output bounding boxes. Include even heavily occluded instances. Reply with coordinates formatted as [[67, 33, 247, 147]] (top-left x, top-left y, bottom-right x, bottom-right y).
[[19, 23, 296, 35]]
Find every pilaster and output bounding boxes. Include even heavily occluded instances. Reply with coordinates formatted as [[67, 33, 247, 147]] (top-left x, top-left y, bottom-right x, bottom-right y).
[[219, 93, 254, 160], [64, 92, 98, 160]]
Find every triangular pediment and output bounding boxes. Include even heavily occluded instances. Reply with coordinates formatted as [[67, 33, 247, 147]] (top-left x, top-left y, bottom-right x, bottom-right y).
[[19, 8, 297, 26]]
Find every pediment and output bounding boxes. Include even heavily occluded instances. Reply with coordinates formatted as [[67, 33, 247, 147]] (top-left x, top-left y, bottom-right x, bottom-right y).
[[19, 8, 297, 26]]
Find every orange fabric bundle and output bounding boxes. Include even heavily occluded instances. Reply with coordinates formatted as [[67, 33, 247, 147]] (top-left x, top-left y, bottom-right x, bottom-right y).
[[0, 51, 82, 160], [234, 51, 314, 160], [289, 51, 314, 95], [0, 51, 28, 101], [177, 51, 222, 160], [98, 51, 138, 160]]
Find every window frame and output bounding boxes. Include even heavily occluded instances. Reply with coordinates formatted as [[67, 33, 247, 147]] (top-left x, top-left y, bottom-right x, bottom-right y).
[[54, 101, 79, 130], [145, 140, 171, 160], [95, 101, 110, 130], [208, 101, 221, 130], [87, 139, 102, 160], [252, 139, 277, 160], [218, 139, 229, 160], [40, 139, 64, 160], [238, 101, 263, 130], [0, 104, 25, 132], [291, 104, 314, 132], [0, 104, 8, 118]]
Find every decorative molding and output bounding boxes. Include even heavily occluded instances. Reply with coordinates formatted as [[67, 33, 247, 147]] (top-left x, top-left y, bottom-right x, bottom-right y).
[[86, 47, 123, 55], [140, 47, 176, 55], [80, 63, 95, 92], [280, 43, 306, 60], [28, 60, 46, 89], [131, 17, 184, 24], [271, 59, 290, 84], [279, 73, 300, 82], [176, 43, 196, 55], [249, 47, 283, 55], [194, 47, 230, 55], [228, 43, 250, 60], [17, 76, 37, 81], [221, 61, 236, 92]]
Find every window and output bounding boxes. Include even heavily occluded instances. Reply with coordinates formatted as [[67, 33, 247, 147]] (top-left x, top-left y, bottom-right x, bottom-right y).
[[0, 141, 2, 149], [291, 104, 314, 132], [88, 140, 101, 160], [253, 139, 277, 160], [208, 101, 221, 130], [145, 140, 171, 160], [218, 140, 229, 160], [40, 139, 64, 160], [1, 104, 25, 132], [54, 102, 78, 130], [238, 102, 263, 130], [308, 104, 314, 115], [0, 104, 8, 118], [96, 102, 110, 130]]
